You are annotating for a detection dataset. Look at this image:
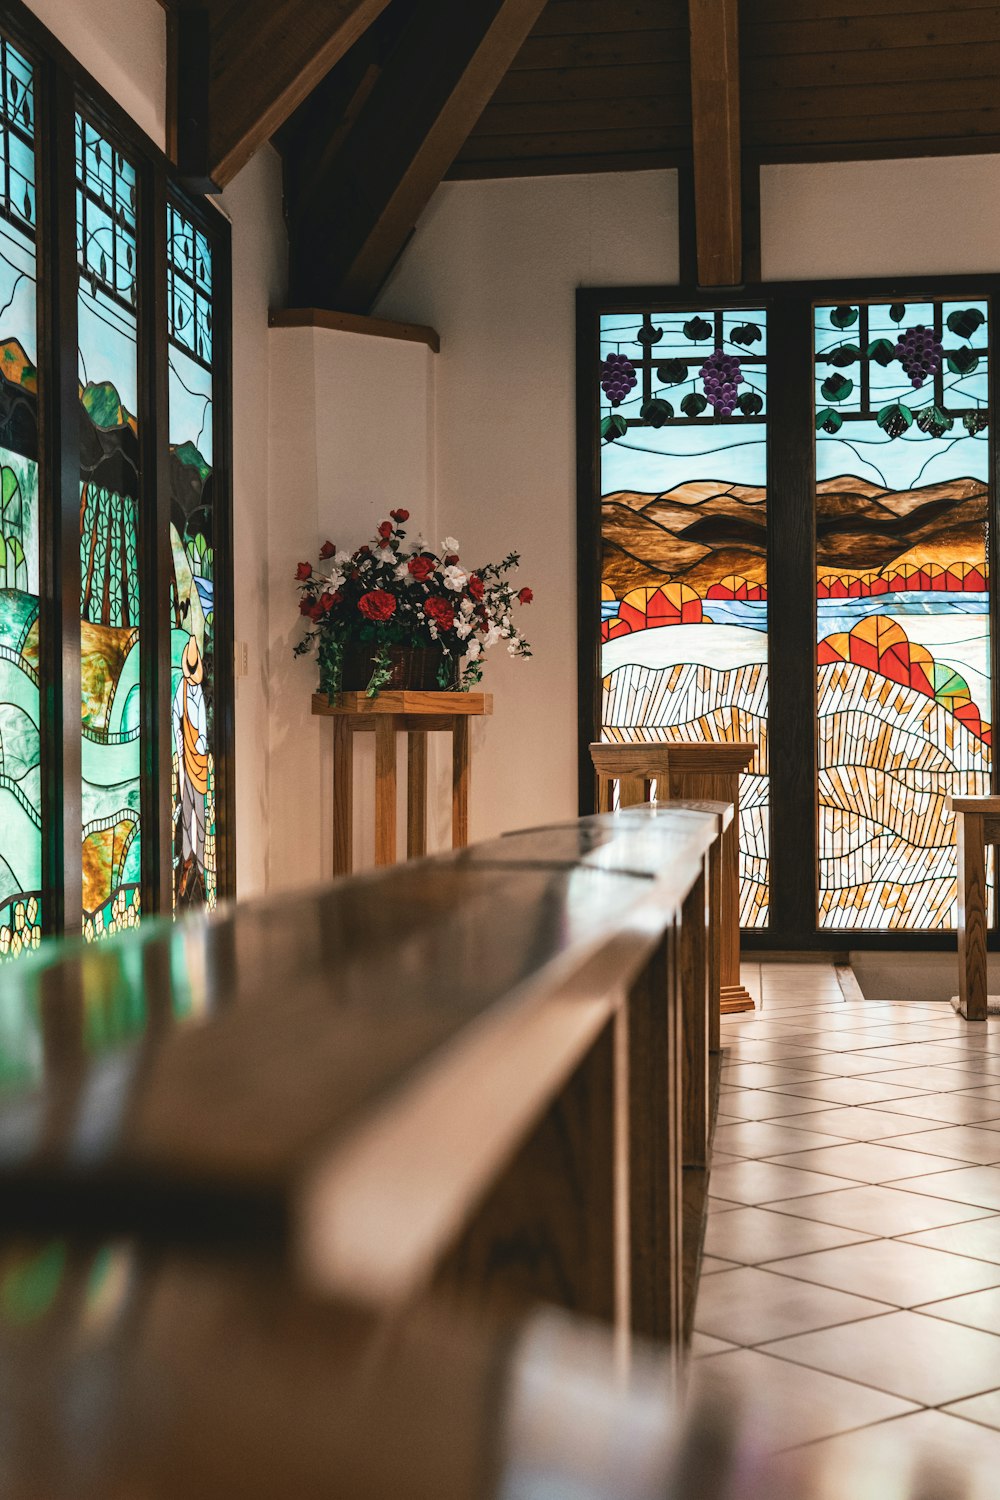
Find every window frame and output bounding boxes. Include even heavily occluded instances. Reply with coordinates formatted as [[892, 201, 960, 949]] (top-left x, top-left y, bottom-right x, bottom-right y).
[[577, 275, 1000, 953]]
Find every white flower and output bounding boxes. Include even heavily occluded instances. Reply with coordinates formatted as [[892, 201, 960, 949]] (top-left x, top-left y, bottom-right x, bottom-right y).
[[325, 570, 345, 591], [442, 536, 460, 554], [334, 549, 352, 568], [465, 638, 481, 660], [394, 560, 412, 581], [442, 564, 468, 592], [460, 596, 474, 617], [507, 639, 520, 656], [427, 620, 439, 640], [456, 619, 472, 639], [483, 624, 501, 650], [410, 533, 426, 554]]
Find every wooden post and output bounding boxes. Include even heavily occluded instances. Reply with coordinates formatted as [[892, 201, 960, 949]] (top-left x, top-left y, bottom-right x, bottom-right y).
[[407, 732, 428, 858], [688, 0, 742, 286], [332, 716, 354, 876], [375, 718, 397, 866], [681, 864, 709, 1170], [452, 716, 471, 849]]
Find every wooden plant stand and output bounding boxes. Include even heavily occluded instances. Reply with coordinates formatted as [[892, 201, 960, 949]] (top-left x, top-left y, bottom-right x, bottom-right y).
[[591, 740, 757, 1014], [946, 793, 1000, 1021], [313, 691, 493, 873]]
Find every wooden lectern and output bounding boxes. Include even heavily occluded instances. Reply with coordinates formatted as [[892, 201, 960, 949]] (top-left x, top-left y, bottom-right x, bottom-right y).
[[591, 741, 757, 1013]]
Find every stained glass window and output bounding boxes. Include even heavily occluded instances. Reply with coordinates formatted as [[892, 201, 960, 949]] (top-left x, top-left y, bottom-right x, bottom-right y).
[[0, 37, 40, 959], [76, 115, 141, 940], [814, 299, 991, 929], [599, 308, 770, 925], [167, 203, 216, 911]]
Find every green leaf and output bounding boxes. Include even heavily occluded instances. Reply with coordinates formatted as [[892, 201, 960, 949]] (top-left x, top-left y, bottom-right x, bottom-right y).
[[640, 397, 673, 427], [737, 392, 763, 416], [889, 303, 906, 323], [731, 322, 762, 346], [915, 405, 954, 439], [680, 391, 708, 418], [816, 408, 842, 434], [866, 338, 896, 367], [682, 316, 713, 342], [947, 348, 979, 376], [829, 305, 858, 329], [877, 402, 913, 438], [656, 359, 688, 385], [947, 307, 985, 340], [828, 343, 860, 368], [964, 411, 989, 436], [821, 372, 853, 402], [601, 413, 628, 442], [636, 324, 663, 346]]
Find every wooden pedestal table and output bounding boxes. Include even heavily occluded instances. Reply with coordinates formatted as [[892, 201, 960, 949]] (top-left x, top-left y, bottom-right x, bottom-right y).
[[313, 691, 492, 872], [946, 793, 1000, 1021], [591, 740, 757, 1014]]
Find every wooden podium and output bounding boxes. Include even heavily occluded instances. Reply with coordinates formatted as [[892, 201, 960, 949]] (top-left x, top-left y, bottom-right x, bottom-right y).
[[591, 741, 757, 1013], [313, 691, 492, 873]]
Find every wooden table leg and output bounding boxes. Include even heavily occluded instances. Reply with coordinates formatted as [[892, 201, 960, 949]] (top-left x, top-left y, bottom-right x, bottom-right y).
[[681, 862, 709, 1169], [618, 775, 646, 809], [332, 717, 354, 876], [707, 829, 722, 1055], [452, 717, 470, 849], [375, 718, 397, 867], [719, 775, 754, 1015], [407, 732, 428, 859], [957, 810, 988, 1021]]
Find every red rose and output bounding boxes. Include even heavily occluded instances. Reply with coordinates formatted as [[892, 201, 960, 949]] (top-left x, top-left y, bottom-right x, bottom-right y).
[[408, 554, 436, 582], [468, 574, 484, 601], [390, 508, 409, 522], [357, 546, 372, 557], [444, 553, 459, 566], [299, 595, 315, 616], [319, 540, 336, 559], [518, 587, 534, 605], [424, 596, 455, 631], [358, 589, 397, 622], [295, 561, 312, 581], [377, 521, 393, 539]]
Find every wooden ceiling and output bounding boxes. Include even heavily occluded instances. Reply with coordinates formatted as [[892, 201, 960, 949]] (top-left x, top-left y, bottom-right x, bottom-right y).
[[451, 0, 1000, 178]]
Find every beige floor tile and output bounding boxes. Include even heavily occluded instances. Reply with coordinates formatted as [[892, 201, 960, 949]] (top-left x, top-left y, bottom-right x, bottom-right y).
[[720, 1062, 833, 1089], [777, 1031, 900, 1053], [763, 1076, 931, 1107], [865, 1092, 1000, 1125], [707, 1160, 861, 1206], [942, 1389, 1000, 1430], [714, 1089, 834, 1122], [704, 1205, 872, 1265], [766, 1106, 947, 1141], [723, 1040, 825, 1063], [960, 1083, 1000, 1101], [919, 1286, 1000, 1335], [787, 1051, 913, 1077], [762, 1309, 1000, 1405], [901, 1216, 1000, 1263], [888, 1126, 1000, 1165], [689, 1331, 738, 1358], [766, 1237, 1000, 1306], [765, 1141, 965, 1183], [708, 1150, 745, 1166], [774, 1409, 1000, 1497], [896, 1165, 1000, 1211], [765, 1183, 995, 1235], [687, 1346, 916, 1451], [857, 1043, 1000, 1067], [694, 1265, 888, 1345], [712, 1120, 857, 1159], [700, 1256, 738, 1275], [865, 1065, 1000, 1093]]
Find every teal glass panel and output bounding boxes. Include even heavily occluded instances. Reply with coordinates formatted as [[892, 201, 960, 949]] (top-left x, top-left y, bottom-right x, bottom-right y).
[[167, 203, 215, 911], [598, 309, 769, 926], [76, 115, 141, 940], [0, 36, 41, 960], [814, 299, 991, 929]]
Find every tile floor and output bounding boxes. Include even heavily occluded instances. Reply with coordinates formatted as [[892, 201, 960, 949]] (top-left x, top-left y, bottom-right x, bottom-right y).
[[689, 962, 1000, 1488]]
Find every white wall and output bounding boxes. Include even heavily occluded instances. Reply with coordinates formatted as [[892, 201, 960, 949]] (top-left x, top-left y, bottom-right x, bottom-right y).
[[373, 171, 681, 842]]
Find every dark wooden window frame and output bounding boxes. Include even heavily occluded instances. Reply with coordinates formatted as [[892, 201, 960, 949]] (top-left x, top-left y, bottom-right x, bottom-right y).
[[577, 275, 1000, 954], [3, 0, 235, 940]]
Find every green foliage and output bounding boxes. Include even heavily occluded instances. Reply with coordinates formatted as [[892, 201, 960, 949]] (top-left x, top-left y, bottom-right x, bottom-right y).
[[866, 338, 895, 366], [947, 307, 985, 340], [964, 412, 989, 436], [827, 343, 860, 368], [601, 413, 627, 442], [737, 392, 763, 416], [915, 405, 954, 438], [816, 408, 842, 434], [821, 373, 853, 403], [682, 316, 713, 341], [680, 391, 708, 418], [947, 348, 979, 376], [656, 360, 688, 385], [889, 303, 906, 323], [636, 324, 663, 346], [365, 643, 394, 699], [829, 306, 858, 329], [731, 323, 762, 346], [877, 402, 913, 438], [640, 397, 673, 427]]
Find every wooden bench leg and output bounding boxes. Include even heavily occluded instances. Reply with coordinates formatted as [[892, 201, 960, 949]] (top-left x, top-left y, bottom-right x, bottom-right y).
[[332, 718, 353, 876], [957, 811, 988, 1021], [681, 863, 709, 1169], [707, 831, 722, 1054], [452, 718, 470, 848], [375, 718, 397, 866], [407, 732, 428, 859]]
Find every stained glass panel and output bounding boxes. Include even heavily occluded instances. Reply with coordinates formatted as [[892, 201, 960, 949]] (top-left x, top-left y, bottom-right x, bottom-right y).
[[0, 36, 40, 959], [599, 308, 769, 924], [77, 115, 141, 940], [167, 203, 216, 911], [814, 299, 991, 929]]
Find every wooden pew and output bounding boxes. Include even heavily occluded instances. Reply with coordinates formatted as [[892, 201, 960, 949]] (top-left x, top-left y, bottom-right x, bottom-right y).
[[0, 806, 724, 1352]]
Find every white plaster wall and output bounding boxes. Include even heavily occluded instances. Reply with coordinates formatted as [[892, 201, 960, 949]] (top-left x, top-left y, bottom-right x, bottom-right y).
[[24, 0, 166, 148], [267, 328, 437, 891], [762, 156, 1000, 280], [374, 170, 680, 841]]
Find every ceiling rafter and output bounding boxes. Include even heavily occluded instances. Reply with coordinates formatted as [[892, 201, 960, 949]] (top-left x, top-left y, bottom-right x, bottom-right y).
[[688, 0, 742, 287]]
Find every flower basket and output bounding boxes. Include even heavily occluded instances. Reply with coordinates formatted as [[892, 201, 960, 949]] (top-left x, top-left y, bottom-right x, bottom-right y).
[[293, 512, 533, 700]]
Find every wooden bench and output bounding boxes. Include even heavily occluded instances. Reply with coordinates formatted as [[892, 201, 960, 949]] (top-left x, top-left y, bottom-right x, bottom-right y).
[[0, 804, 725, 1352], [946, 793, 1000, 1020]]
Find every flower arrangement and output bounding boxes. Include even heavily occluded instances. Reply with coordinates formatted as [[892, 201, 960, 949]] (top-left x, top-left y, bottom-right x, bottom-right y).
[[294, 510, 533, 697]]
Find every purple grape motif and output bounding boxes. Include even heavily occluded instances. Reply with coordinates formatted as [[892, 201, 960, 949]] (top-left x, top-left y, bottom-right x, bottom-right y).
[[894, 324, 944, 389], [699, 348, 744, 415], [600, 352, 637, 408]]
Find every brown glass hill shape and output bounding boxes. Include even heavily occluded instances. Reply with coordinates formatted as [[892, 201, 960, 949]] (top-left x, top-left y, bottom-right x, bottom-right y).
[[816, 474, 987, 571]]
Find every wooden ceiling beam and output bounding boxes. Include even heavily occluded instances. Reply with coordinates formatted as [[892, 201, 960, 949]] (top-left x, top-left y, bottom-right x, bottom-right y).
[[287, 0, 550, 313], [687, 0, 742, 287]]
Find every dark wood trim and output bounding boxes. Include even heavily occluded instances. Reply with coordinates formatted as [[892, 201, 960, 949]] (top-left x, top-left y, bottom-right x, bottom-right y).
[[36, 62, 81, 940], [166, 5, 218, 194], [209, 200, 236, 901], [688, 0, 741, 286], [139, 170, 173, 917], [575, 290, 601, 817], [447, 148, 687, 180], [270, 307, 441, 354], [741, 152, 761, 286]]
